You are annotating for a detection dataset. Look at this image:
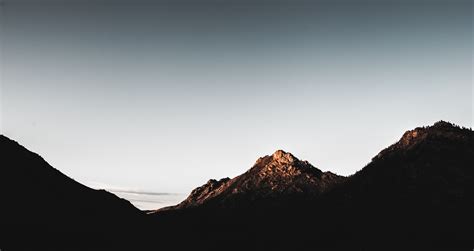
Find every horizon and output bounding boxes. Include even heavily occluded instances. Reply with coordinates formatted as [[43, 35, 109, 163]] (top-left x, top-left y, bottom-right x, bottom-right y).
[[0, 0, 472, 209]]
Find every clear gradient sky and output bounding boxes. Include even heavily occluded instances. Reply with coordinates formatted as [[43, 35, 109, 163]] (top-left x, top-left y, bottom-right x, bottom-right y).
[[0, 0, 472, 194]]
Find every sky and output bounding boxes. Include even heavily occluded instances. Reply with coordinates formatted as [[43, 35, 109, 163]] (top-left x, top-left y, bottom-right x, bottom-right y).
[[0, 0, 472, 206]]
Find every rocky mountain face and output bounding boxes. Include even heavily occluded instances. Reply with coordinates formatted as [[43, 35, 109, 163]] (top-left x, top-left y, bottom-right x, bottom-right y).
[[160, 150, 345, 210]]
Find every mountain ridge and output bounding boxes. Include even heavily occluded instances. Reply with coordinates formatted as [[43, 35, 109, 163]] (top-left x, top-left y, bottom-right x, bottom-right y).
[[158, 149, 346, 211], [150, 120, 473, 249], [157, 120, 473, 213], [1, 120, 472, 250], [373, 120, 471, 160]]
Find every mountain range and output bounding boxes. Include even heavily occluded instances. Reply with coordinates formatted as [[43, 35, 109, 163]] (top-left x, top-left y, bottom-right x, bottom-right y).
[[0, 121, 472, 250]]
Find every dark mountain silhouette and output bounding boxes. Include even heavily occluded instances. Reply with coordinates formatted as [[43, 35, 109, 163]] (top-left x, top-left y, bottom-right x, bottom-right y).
[[1, 121, 472, 250], [314, 121, 474, 249], [0, 135, 147, 250]]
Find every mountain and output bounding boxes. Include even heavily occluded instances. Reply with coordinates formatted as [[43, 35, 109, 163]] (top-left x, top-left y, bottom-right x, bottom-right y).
[[159, 150, 345, 211], [1, 121, 472, 250], [152, 121, 473, 250], [336, 120, 473, 199], [0, 135, 147, 250], [316, 120, 474, 248]]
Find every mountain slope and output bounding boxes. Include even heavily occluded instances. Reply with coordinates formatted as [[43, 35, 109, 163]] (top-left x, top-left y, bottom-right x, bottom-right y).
[[332, 121, 473, 203], [313, 121, 474, 247], [0, 135, 146, 250], [159, 150, 345, 210]]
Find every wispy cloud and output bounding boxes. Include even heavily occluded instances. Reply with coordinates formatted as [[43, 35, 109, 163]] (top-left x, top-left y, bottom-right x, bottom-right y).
[[85, 181, 186, 210], [85, 181, 182, 196], [107, 189, 179, 196]]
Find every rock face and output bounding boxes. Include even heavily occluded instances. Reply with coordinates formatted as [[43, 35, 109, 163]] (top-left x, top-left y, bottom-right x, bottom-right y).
[[160, 150, 345, 210]]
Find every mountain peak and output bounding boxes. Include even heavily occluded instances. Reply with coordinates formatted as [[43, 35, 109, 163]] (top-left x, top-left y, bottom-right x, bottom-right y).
[[158, 151, 345, 211], [432, 120, 456, 129], [399, 121, 466, 147], [271, 149, 296, 164], [252, 150, 316, 179], [374, 121, 471, 161]]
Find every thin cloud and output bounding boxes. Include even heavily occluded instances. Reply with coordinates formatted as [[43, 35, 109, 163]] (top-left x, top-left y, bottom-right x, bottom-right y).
[[85, 181, 182, 196], [109, 189, 179, 196]]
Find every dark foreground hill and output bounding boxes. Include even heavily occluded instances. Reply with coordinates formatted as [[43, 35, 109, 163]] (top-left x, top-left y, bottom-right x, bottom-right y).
[[0, 135, 147, 250], [1, 121, 472, 250]]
